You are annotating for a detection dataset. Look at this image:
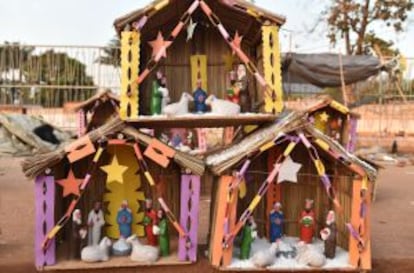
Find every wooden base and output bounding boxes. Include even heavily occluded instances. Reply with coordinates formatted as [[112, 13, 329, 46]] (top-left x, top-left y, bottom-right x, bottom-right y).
[[218, 267, 360, 272], [44, 238, 191, 271], [127, 114, 278, 128]]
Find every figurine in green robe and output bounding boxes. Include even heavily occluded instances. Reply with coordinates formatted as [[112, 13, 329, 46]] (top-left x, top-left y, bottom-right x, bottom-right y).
[[156, 209, 170, 257], [239, 216, 257, 260], [150, 74, 162, 115]]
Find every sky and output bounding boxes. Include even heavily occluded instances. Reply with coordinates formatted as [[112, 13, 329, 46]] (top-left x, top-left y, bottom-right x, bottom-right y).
[[0, 0, 413, 56]]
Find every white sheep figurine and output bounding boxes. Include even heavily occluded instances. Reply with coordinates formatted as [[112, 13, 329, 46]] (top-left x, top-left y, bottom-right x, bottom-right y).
[[205, 95, 240, 116], [126, 234, 159, 263], [81, 237, 112, 263], [250, 242, 278, 268], [295, 241, 326, 268], [162, 92, 193, 116]]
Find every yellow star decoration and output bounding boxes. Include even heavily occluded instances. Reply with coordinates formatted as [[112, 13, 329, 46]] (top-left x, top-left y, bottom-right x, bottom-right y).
[[319, 111, 330, 123], [100, 154, 128, 184]]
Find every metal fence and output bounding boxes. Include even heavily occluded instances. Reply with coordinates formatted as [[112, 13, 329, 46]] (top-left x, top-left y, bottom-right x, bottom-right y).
[[0, 44, 121, 107]]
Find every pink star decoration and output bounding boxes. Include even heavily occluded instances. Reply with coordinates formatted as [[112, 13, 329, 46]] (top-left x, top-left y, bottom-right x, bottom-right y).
[[148, 31, 172, 59]]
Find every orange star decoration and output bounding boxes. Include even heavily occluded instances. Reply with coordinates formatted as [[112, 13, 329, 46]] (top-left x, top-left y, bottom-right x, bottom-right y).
[[319, 111, 330, 123], [100, 154, 128, 185], [56, 169, 83, 197], [231, 31, 243, 55], [148, 31, 172, 59]]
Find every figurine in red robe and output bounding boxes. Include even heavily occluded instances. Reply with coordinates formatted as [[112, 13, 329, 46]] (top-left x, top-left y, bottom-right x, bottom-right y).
[[299, 199, 315, 244], [143, 199, 158, 246]]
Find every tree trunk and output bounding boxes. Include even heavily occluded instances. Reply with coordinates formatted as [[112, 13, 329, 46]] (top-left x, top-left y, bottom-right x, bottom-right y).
[[356, 0, 371, 55]]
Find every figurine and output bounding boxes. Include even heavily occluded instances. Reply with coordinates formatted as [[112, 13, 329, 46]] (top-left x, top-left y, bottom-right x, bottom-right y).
[[70, 209, 87, 259], [239, 216, 257, 260], [143, 199, 158, 246], [162, 92, 194, 116], [320, 210, 337, 259], [159, 75, 170, 112], [81, 237, 112, 262], [150, 71, 163, 115], [235, 64, 251, 113], [226, 70, 240, 104], [193, 79, 208, 113], [299, 199, 315, 244], [205, 95, 240, 116], [117, 200, 133, 238], [112, 236, 132, 256], [88, 201, 105, 246], [269, 202, 284, 242], [154, 209, 170, 257]]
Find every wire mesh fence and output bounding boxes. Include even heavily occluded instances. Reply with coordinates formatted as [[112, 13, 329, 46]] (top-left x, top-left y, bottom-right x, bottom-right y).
[[0, 43, 121, 107]]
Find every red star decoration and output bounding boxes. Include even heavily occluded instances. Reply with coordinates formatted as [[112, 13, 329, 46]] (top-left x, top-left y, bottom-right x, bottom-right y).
[[148, 31, 172, 59], [56, 169, 83, 197], [231, 31, 243, 55]]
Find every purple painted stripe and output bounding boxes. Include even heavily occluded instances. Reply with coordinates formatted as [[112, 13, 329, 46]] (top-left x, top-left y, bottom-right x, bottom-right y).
[[35, 176, 56, 267], [187, 175, 200, 262], [178, 175, 200, 262], [178, 175, 191, 261]]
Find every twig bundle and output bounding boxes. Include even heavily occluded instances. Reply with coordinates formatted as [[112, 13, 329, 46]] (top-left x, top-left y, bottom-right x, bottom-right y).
[[22, 117, 125, 178]]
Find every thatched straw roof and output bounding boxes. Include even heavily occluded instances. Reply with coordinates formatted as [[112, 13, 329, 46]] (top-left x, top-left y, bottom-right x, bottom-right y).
[[21, 117, 205, 179], [69, 89, 119, 113], [206, 110, 377, 181], [303, 96, 361, 119], [21, 111, 376, 182], [113, 0, 285, 44]]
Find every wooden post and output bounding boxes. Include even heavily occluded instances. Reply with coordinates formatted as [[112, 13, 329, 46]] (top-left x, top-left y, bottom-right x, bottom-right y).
[[262, 24, 283, 114], [120, 31, 140, 120], [35, 176, 56, 268], [349, 178, 372, 270], [178, 174, 201, 262], [347, 117, 358, 152], [77, 109, 86, 137], [209, 176, 233, 267]]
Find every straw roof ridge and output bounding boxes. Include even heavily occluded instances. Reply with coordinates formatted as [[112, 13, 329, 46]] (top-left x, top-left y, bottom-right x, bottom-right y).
[[305, 96, 361, 118], [113, 0, 286, 34], [206, 110, 377, 180], [70, 89, 119, 112]]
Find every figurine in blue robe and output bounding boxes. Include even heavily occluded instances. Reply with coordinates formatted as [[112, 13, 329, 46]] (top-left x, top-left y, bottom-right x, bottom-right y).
[[269, 202, 284, 242], [193, 79, 208, 113], [117, 200, 132, 238]]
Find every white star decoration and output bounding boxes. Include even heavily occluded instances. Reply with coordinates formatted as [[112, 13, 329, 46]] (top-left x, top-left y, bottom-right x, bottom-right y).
[[186, 18, 198, 42], [277, 156, 302, 184]]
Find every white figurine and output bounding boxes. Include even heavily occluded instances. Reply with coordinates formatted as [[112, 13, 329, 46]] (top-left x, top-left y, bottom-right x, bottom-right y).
[[87, 201, 105, 246], [250, 242, 278, 268], [205, 95, 241, 116], [296, 241, 326, 268], [162, 92, 194, 116], [126, 234, 159, 263], [81, 237, 112, 262]]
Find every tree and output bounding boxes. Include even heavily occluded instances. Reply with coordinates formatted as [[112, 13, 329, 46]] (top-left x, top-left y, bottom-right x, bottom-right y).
[[96, 37, 121, 67], [320, 0, 413, 55], [25, 50, 95, 107]]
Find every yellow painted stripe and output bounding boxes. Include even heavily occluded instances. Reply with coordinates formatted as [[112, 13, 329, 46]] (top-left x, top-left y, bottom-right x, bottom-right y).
[[283, 142, 296, 156], [248, 195, 262, 211], [154, 0, 169, 10], [93, 147, 103, 162], [314, 159, 326, 176], [362, 176, 369, 190], [48, 226, 62, 239], [330, 100, 349, 114], [315, 139, 330, 151], [246, 8, 259, 18], [144, 172, 155, 186], [260, 141, 275, 152]]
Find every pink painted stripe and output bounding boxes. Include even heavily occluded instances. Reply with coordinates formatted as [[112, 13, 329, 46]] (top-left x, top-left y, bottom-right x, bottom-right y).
[[188, 0, 200, 14], [217, 24, 230, 39]]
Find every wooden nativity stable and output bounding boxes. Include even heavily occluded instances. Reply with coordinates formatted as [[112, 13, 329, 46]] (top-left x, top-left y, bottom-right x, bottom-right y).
[[24, 0, 377, 272]]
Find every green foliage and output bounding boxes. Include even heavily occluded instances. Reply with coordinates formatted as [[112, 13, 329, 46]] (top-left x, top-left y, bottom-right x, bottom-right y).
[[95, 37, 121, 67]]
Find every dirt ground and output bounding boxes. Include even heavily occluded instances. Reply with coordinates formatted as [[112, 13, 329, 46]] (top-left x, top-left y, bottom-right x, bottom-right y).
[[0, 157, 414, 273]]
